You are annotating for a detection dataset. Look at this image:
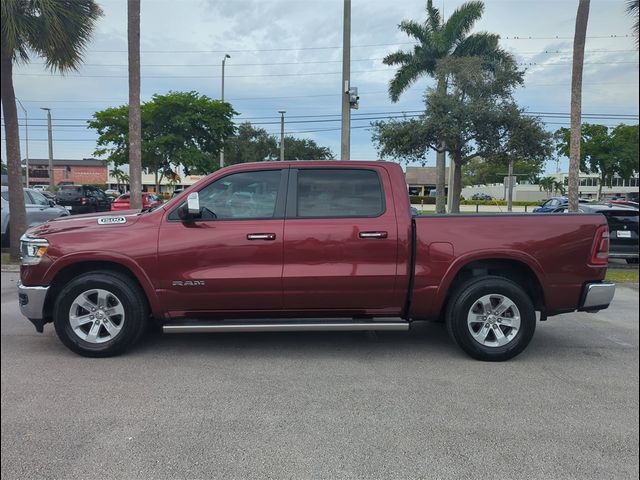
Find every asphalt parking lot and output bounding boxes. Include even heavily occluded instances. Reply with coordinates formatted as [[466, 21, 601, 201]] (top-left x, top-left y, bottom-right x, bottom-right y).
[[1, 271, 638, 480]]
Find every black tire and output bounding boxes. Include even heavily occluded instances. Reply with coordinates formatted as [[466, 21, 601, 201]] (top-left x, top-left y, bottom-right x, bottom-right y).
[[53, 271, 148, 357], [626, 258, 639, 265], [446, 276, 536, 361]]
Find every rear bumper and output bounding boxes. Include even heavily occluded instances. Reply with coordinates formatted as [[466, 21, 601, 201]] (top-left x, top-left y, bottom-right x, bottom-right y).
[[579, 282, 616, 312], [608, 251, 639, 259], [18, 282, 49, 332]]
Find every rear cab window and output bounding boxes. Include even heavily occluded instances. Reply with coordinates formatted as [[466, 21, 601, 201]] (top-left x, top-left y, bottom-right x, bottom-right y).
[[290, 168, 385, 218]]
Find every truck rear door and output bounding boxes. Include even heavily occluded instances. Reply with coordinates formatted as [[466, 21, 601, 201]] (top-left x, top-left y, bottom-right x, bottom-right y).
[[282, 167, 399, 311]]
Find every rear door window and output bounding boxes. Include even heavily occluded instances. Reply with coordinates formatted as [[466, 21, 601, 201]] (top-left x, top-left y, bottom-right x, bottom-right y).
[[293, 169, 384, 218]]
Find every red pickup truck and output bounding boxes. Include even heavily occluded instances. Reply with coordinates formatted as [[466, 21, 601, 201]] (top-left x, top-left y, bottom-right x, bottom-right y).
[[18, 161, 615, 361]]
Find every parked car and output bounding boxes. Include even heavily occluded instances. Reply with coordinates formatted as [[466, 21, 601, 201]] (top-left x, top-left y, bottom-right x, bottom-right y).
[[472, 193, 494, 201], [103, 189, 121, 198], [55, 185, 111, 214], [601, 200, 639, 209], [555, 204, 638, 264], [110, 192, 163, 211], [1, 186, 70, 247], [18, 161, 614, 360], [31, 185, 49, 192], [532, 197, 589, 213], [39, 190, 57, 201]]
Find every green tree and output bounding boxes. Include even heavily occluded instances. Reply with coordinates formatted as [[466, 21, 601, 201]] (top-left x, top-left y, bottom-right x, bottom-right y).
[[109, 166, 130, 192], [538, 176, 565, 196], [1, 0, 102, 258], [373, 57, 551, 213], [462, 157, 545, 186], [89, 91, 236, 192], [225, 122, 334, 164], [628, 0, 639, 45], [383, 0, 511, 213], [555, 123, 639, 199], [225, 123, 278, 165], [283, 136, 335, 160]]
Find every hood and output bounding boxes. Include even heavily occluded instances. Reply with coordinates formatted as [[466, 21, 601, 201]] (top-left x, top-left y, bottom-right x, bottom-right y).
[[27, 210, 143, 237]]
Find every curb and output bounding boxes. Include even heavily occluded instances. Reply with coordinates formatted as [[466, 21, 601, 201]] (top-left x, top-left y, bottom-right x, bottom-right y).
[[1, 265, 20, 272]]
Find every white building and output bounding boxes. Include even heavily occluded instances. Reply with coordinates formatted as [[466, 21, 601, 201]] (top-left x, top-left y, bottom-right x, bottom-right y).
[[462, 172, 639, 202]]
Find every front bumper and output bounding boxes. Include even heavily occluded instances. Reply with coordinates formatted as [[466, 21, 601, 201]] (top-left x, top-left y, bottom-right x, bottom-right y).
[[18, 282, 49, 332], [579, 282, 616, 312]]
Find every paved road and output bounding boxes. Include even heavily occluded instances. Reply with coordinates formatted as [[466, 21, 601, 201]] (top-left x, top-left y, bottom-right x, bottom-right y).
[[1, 272, 638, 480]]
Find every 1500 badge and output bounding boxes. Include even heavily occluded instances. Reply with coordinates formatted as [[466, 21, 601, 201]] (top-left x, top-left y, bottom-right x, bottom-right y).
[[97, 216, 127, 225], [172, 280, 205, 286]]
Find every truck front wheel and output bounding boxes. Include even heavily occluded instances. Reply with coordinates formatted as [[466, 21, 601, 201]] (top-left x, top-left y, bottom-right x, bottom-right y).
[[53, 271, 148, 357], [446, 276, 536, 361]]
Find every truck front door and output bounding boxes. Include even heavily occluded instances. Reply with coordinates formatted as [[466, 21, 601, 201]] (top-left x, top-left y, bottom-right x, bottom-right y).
[[158, 168, 287, 317], [282, 167, 399, 311]]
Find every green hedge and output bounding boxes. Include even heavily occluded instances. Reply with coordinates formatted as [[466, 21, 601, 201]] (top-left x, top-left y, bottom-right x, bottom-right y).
[[409, 195, 436, 204], [460, 199, 542, 206]]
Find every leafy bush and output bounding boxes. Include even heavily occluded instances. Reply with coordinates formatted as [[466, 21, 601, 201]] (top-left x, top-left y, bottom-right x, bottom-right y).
[[409, 195, 436, 204]]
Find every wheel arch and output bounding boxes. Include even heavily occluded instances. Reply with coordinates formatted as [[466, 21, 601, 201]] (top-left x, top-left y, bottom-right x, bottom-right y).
[[436, 252, 547, 318], [43, 256, 162, 322]]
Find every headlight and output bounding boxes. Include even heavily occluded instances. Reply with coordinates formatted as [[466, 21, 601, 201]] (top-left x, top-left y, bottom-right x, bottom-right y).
[[20, 235, 49, 265]]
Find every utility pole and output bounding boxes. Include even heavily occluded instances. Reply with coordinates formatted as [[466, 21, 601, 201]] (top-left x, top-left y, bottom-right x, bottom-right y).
[[220, 53, 230, 169], [278, 110, 286, 161], [507, 159, 514, 212], [16, 99, 28, 187], [340, 0, 351, 160], [40, 108, 54, 191]]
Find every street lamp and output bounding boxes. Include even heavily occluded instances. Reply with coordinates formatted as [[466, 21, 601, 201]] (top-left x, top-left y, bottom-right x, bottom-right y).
[[278, 110, 286, 161], [40, 108, 54, 191], [15, 99, 29, 187], [219, 53, 231, 169]]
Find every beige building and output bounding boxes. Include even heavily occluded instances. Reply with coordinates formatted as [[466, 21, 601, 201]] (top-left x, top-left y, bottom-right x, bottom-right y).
[[405, 166, 449, 196]]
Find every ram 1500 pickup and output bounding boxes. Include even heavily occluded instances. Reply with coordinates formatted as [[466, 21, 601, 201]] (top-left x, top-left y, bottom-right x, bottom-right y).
[[18, 161, 615, 360]]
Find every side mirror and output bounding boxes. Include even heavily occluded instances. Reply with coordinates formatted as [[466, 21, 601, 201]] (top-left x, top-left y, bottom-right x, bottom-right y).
[[187, 192, 200, 214], [49, 200, 56, 207]]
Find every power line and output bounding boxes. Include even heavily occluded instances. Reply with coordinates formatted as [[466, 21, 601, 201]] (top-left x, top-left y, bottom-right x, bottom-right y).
[[83, 35, 634, 54], [23, 52, 639, 69]]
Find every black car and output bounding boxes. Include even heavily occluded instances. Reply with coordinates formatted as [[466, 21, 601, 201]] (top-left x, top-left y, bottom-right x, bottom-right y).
[[56, 185, 112, 214], [555, 204, 639, 264]]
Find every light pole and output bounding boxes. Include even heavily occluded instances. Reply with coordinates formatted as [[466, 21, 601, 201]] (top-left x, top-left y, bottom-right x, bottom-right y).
[[278, 110, 286, 161], [40, 108, 54, 191], [16, 99, 29, 187], [219, 53, 231, 169], [340, 0, 351, 160]]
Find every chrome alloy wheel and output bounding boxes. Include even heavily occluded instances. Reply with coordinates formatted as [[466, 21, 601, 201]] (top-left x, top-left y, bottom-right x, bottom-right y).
[[68, 289, 125, 344], [467, 294, 521, 348]]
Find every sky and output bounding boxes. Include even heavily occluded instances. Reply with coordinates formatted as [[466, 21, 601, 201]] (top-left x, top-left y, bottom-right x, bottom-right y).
[[1, 0, 638, 174]]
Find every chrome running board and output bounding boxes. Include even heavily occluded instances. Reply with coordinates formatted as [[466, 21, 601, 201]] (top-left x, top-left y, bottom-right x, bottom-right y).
[[163, 321, 409, 334]]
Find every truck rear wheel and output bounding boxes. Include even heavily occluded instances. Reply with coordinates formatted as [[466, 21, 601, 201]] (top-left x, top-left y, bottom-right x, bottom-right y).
[[446, 276, 536, 361], [53, 271, 148, 357]]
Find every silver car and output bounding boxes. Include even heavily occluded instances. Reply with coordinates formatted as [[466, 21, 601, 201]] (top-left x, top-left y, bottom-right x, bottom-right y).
[[1, 186, 70, 247]]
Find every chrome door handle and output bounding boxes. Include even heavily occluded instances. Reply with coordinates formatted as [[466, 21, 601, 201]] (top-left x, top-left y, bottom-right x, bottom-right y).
[[247, 233, 276, 240], [359, 231, 388, 239]]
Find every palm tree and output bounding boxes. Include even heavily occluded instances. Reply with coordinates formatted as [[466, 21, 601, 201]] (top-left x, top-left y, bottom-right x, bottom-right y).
[[628, 0, 639, 46], [1, 0, 102, 259], [568, 0, 591, 212], [128, 0, 143, 209], [384, 0, 510, 213]]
